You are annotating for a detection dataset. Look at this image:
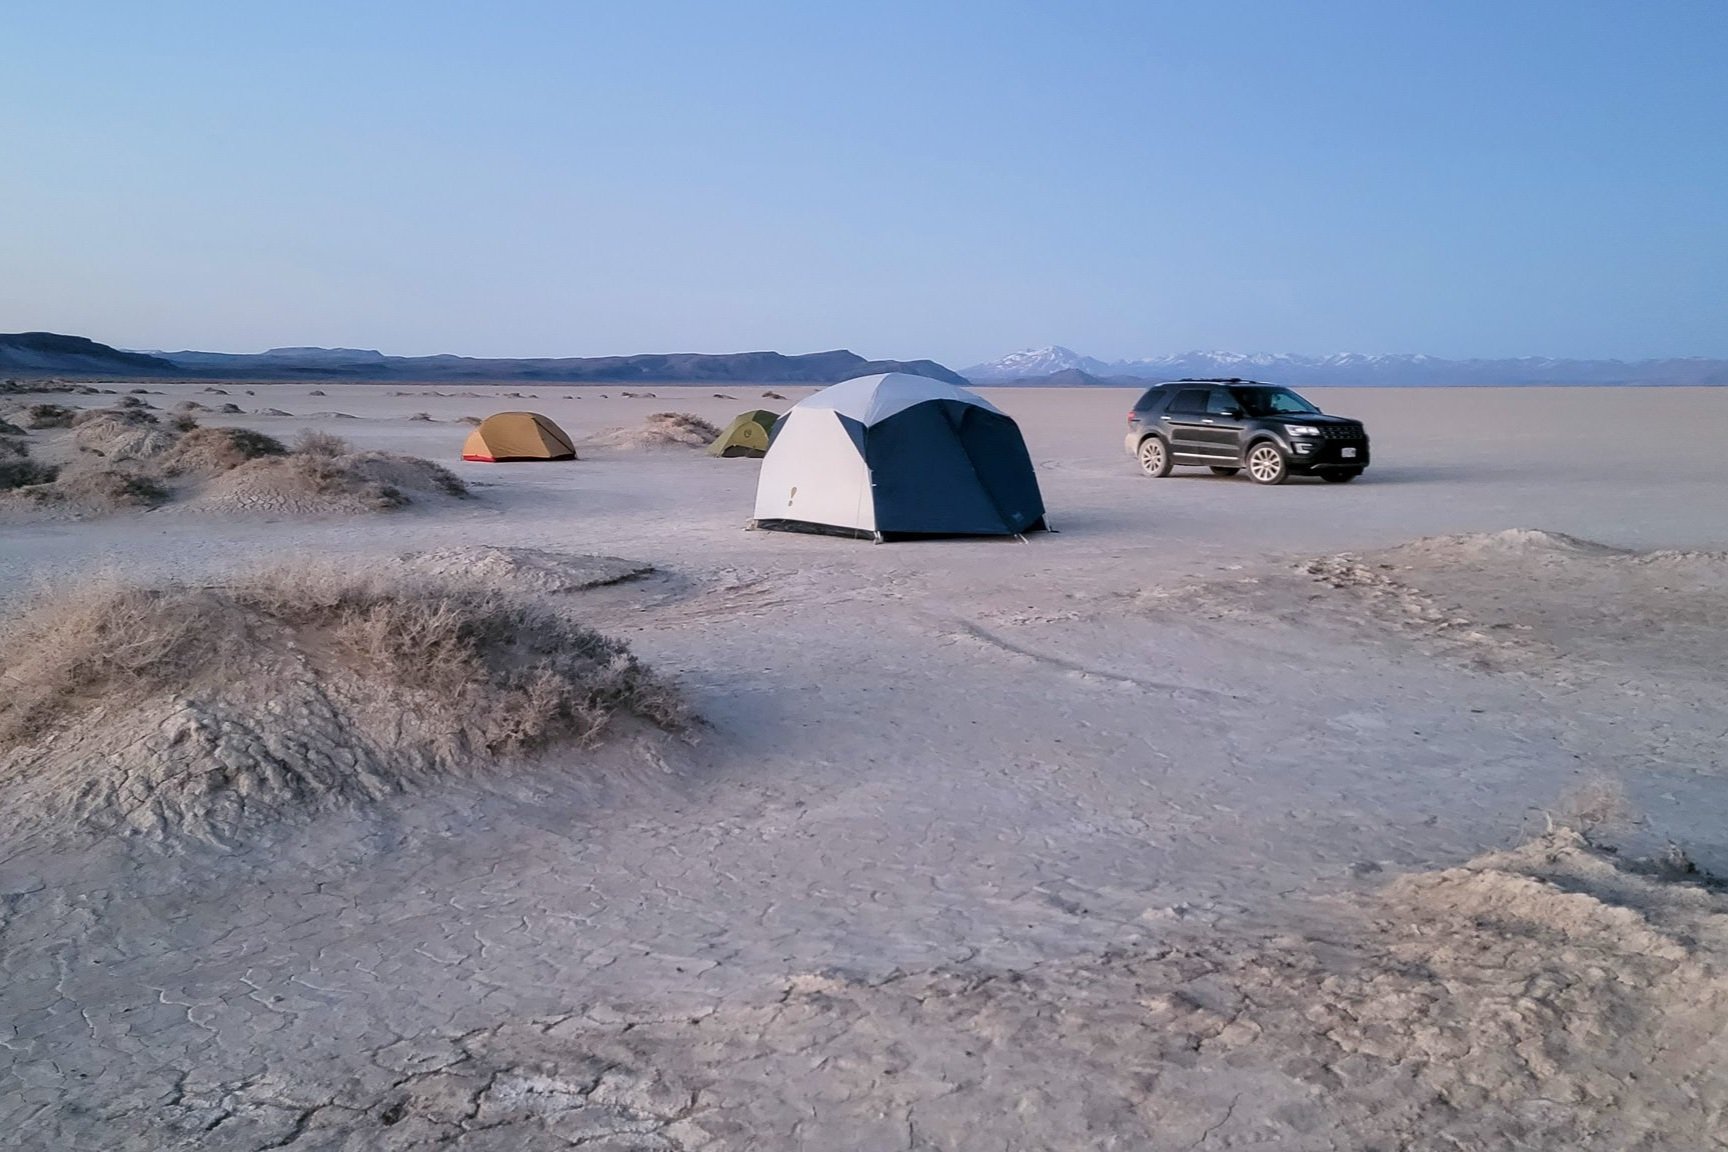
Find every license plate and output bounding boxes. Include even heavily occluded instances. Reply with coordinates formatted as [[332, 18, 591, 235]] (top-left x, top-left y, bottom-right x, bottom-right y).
[[1342, 447, 1357, 458]]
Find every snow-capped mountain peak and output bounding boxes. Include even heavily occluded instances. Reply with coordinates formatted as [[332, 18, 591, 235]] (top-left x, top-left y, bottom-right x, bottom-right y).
[[962, 346, 1112, 381]]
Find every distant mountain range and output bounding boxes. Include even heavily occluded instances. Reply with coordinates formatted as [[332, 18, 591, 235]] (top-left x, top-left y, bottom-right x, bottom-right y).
[[6, 332, 1724, 388], [0, 332, 966, 385], [963, 346, 1728, 387]]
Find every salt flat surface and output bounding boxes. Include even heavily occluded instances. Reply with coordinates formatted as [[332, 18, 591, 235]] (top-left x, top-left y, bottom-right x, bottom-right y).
[[2, 383, 1726, 1149]]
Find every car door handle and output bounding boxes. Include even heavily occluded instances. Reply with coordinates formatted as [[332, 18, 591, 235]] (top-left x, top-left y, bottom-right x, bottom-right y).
[[1201, 419, 1215, 424]]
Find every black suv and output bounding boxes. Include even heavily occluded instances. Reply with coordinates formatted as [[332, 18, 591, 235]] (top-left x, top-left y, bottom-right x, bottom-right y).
[[1124, 379, 1370, 484]]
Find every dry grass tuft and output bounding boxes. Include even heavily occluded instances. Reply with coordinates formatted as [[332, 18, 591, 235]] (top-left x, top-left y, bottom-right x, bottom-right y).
[[0, 568, 685, 840], [294, 428, 350, 456], [1551, 776, 1638, 845], [161, 426, 289, 475]]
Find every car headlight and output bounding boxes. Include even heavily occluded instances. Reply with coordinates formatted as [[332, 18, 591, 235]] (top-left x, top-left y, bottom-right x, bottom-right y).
[[1284, 424, 1321, 437]]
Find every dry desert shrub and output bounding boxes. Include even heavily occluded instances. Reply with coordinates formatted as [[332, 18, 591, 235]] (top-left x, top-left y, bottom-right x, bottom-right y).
[[458, 414, 483, 425], [307, 388, 326, 396], [0, 457, 60, 490], [0, 437, 29, 460], [408, 411, 434, 421], [294, 428, 350, 456], [1551, 776, 1637, 845], [160, 425, 289, 475], [168, 413, 200, 433], [0, 568, 684, 841], [22, 403, 75, 428]]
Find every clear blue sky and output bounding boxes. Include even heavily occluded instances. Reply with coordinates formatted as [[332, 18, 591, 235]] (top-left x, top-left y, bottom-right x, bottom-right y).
[[2, 1, 1723, 364]]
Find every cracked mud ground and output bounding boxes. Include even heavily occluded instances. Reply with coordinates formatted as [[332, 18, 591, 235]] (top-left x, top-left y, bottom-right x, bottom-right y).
[[4, 386, 1728, 1149]]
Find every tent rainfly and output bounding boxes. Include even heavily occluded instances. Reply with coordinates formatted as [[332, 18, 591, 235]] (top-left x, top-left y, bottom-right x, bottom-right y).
[[750, 373, 1046, 541], [709, 409, 781, 458], [461, 412, 577, 462]]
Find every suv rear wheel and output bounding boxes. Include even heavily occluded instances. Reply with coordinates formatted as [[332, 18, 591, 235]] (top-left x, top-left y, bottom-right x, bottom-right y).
[[1246, 442, 1289, 485], [1137, 436, 1172, 478]]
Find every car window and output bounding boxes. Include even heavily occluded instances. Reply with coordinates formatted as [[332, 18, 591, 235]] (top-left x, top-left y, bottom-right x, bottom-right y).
[[1134, 388, 1167, 413], [1228, 387, 1319, 416], [1168, 388, 1208, 414], [1206, 388, 1240, 416]]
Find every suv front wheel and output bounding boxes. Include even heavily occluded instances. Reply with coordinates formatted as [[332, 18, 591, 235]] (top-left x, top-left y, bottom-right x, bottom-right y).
[[1246, 442, 1289, 485], [1137, 436, 1172, 478]]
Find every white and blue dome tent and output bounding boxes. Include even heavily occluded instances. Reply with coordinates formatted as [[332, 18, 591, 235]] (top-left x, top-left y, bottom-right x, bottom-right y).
[[749, 372, 1047, 541]]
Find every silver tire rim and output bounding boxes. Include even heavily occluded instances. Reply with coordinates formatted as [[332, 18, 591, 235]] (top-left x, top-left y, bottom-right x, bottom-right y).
[[1140, 440, 1164, 474], [1249, 446, 1282, 482]]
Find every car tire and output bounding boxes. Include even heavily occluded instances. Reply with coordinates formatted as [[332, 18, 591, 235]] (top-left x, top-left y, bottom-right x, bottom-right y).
[[1137, 436, 1172, 478], [1321, 469, 1362, 483], [1246, 442, 1289, 485], [1209, 466, 1239, 476]]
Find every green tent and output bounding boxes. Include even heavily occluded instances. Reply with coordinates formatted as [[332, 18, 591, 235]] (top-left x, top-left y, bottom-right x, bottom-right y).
[[709, 409, 780, 458]]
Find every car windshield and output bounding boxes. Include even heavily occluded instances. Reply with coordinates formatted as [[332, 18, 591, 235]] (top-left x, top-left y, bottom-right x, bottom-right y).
[[1228, 386, 1319, 416]]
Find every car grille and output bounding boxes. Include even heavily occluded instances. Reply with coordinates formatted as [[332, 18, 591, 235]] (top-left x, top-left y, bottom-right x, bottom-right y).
[[1320, 423, 1366, 440]]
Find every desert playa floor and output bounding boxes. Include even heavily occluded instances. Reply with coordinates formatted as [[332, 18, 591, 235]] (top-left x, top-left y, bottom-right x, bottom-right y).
[[3, 384, 1728, 1149]]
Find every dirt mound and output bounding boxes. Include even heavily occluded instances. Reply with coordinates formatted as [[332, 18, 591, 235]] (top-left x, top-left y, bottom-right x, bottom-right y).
[[71, 411, 178, 461], [1385, 527, 1627, 560], [0, 465, 167, 516], [0, 416, 26, 436], [588, 411, 721, 450], [19, 403, 75, 428], [1145, 529, 1728, 689], [187, 450, 467, 515], [159, 425, 288, 475], [0, 570, 684, 844], [398, 546, 654, 595]]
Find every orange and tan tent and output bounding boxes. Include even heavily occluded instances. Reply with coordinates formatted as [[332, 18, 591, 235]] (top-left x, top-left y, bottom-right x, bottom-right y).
[[461, 412, 577, 462]]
